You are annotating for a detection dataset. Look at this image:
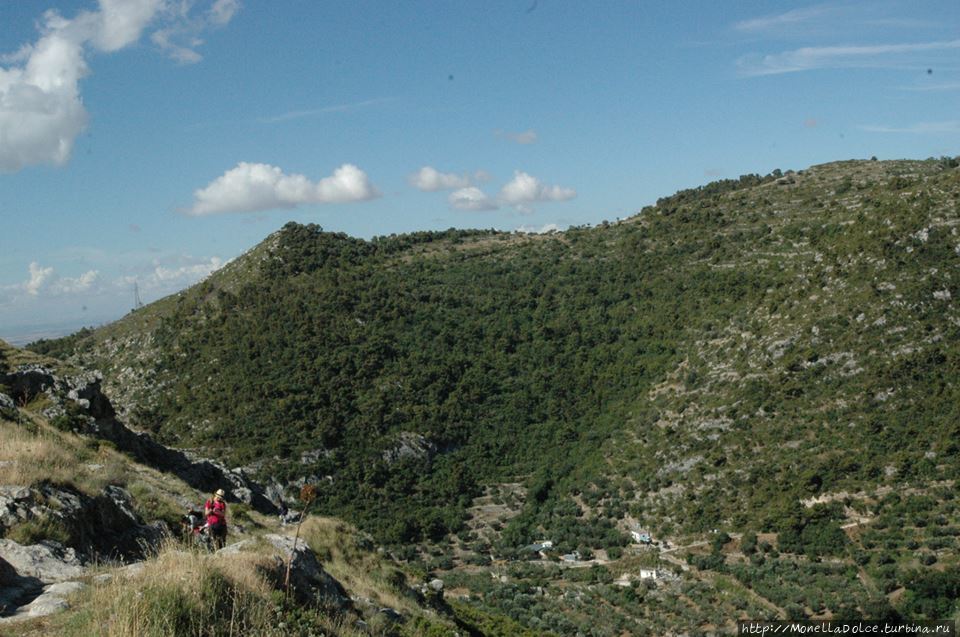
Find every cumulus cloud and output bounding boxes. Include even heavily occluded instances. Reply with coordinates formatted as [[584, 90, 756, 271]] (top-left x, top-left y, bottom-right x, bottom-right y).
[[108, 255, 224, 306], [499, 171, 576, 206], [0, 0, 238, 172], [21, 262, 99, 297], [24, 263, 55, 296], [515, 223, 562, 234], [448, 187, 498, 211], [0, 19, 91, 171], [150, 256, 224, 286], [92, 0, 165, 52], [189, 162, 380, 215], [409, 166, 472, 192], [496, 129, 538, 144], [55, 269, 100, 294], [445, 171, 575, 213]]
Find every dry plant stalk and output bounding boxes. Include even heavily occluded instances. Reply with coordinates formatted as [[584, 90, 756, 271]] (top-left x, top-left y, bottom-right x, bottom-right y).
[[284, 483, 318, 596]]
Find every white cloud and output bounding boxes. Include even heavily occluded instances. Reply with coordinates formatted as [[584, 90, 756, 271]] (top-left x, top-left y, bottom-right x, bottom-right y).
[[150, 28, 203, 64], [189, 162, 381, 215], [92, 0, 165, 52], [111, 255, 225, 303], [858, 121, 960, 134], [737, 39, 960, 76], [496, 129, 538, 145], [0, 19, 91, 172], [515, 223, 562, 234], [409, 166, 472, 192], [0, 0, 238, 172], [499, 171, 576, 206], [208, 0, 240, 26], [24, 262, 55, 296], [20, 262, 99, 297], [150, 0, 241, 64], [55, 269, 100, 294], [734, 6, 837, 33], [448, 186, 498, 211], [151, 256, 224, 286]]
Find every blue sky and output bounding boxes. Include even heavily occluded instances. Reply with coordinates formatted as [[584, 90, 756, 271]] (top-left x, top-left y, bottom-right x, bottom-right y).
[[1, 0, 958, 344]]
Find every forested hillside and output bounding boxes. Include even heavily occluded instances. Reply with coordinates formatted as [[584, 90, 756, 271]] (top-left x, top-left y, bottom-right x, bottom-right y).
[[33, 158, 960, 557]]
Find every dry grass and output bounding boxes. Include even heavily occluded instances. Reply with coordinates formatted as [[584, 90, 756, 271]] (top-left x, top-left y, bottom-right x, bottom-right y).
[[299, 516, 419, 615], [49, 540, 371, 637], [0, 415, 197, 532], [74, 543, 275, 636], [0, 418, 93, 487]]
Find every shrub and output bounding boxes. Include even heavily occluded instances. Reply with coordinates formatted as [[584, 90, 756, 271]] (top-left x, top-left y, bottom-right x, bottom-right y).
[[6, 515, 71, 546]]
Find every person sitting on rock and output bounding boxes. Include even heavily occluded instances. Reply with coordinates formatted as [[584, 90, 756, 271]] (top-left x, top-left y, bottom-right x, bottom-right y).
[[204, 488, 228, 549]]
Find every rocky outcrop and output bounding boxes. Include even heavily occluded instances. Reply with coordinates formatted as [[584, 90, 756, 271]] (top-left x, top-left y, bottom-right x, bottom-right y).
[[0, 541, 87, 623], [0, 539, 85, 582], [381, 432, 438, 465], [0, 484, 165, 561], [219, 534, 349, 608], [1, 364, 276, 515], [0, 366, 113, 421]]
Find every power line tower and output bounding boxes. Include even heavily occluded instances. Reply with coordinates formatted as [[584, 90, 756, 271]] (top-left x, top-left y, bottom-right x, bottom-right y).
[[134, 281, 144, 310]]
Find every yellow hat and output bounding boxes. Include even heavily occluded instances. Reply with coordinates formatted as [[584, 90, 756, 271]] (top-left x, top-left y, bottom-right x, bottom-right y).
[[215, 489, 225, 498]]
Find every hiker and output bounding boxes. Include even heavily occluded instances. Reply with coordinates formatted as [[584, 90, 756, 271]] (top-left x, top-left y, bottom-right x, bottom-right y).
[[204, 488, 228, 549]]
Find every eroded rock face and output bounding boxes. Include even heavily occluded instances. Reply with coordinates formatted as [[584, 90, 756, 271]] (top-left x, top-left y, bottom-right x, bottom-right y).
[[381, 432, 438, 465], [1, 364, 277, 516], [0, 484, 165, 562]]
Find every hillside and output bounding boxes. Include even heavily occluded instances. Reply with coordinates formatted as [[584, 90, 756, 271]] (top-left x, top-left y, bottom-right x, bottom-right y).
[[0, 341, 538, 636], [28, 157, 960, 633]]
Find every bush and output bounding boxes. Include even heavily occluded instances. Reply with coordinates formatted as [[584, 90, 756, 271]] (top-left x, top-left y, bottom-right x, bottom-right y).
[[741, 532, 757, 555], [6, 515, 70, 546]]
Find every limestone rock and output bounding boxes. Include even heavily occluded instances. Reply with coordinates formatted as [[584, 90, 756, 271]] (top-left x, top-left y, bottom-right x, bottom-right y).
[[381, 432, 437, 464], [0, 539, 85, 582], [220, 534, 349, 608]]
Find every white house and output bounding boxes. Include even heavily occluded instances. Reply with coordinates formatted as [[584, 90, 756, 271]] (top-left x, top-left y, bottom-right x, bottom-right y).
[[631, 531, 652, 544]]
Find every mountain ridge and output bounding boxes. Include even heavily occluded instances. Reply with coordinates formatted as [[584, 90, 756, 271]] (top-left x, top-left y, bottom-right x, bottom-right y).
[[24, 156, 960, 632], [30, 157, 960, 540]]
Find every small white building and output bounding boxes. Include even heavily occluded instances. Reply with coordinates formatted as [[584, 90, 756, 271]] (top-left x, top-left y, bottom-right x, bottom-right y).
[[631, 531, 652, 544], [638, 568, 661, 580]]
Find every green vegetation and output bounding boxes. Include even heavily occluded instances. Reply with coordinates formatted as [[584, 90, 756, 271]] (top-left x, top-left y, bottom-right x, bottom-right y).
[[23, 157, 960, 633], [6, 515, 71, 546], [0, 398, 530, 637]]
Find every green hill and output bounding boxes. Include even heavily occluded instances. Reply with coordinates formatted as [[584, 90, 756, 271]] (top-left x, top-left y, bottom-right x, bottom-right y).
[[28, 157, 960, 632], [0, 342, 535, 637]]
